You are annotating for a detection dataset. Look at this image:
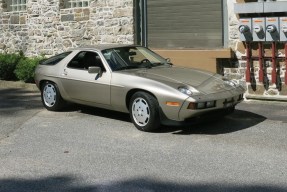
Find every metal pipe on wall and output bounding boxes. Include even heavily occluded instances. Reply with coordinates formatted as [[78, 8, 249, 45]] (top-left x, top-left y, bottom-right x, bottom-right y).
[[271, 42, 277, 84], [246, 43, 251, 82], [258, 42, 264, 82]]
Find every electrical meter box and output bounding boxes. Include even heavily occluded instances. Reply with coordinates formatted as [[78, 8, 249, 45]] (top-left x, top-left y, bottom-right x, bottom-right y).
[[252, 18, 265, 41], [266, 17, 280, 41], [280, 17, 287, 42], [239, 18, 252, 42]]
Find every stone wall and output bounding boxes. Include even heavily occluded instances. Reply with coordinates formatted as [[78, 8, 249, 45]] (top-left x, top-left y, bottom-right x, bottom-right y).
[[224, 0, 246, 88], [0, 0, 134, 57], [226, 0, 287, 100]]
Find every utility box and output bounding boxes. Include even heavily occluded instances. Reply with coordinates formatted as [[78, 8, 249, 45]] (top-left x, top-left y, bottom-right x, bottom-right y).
[[252, 18, 265, 42], [239, 18, 253, 42], [280, 17, 287, 42], [266, 17, 280, 41], [234, 2, 264, 14]]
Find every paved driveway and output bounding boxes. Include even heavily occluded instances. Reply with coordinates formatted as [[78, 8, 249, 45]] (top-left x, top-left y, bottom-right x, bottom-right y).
[[0, 87, 287, 192], [0, 88, 42, 140]]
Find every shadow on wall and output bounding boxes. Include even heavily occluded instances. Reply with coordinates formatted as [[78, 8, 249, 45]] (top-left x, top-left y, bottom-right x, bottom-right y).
[[0, 175, 286, 192]]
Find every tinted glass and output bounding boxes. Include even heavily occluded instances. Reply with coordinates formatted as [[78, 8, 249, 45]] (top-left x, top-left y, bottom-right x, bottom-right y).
[[67, 51, 106, 71], [40, 52, 72, 65], [102, 46, 169, 71]]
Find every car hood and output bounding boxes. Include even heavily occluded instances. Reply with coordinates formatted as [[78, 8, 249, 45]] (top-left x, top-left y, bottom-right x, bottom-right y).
[[121, 66, 235, 94]]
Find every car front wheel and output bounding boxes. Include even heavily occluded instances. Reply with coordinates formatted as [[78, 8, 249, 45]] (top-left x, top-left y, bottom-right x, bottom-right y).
[[41, 81, 64, 111], [129, 92, 160, 132]]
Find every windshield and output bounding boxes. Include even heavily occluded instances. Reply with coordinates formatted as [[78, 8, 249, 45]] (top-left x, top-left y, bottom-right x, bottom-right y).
[[102, 46, 170, 71]]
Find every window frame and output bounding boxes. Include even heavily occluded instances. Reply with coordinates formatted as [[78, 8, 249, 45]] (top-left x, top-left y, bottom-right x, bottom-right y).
[[67, 51, 106, 72], [6, 0, 27, 12], [62, 0, 90, 9]]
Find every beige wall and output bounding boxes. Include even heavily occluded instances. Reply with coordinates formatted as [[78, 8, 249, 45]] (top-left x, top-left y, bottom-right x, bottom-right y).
[[154, 49, 233, 73]]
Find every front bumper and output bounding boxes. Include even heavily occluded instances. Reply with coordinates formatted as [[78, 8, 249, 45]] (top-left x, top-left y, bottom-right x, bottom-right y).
[[160, 93, 243, 126], [179, 93, 243, 121]]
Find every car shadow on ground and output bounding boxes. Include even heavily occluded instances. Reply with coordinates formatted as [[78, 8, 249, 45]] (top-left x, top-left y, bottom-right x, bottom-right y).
[[0, 88, 266, 135], [67, 104, 266, 135], [157, 109, 266, 135], [64, 104, 132, 123], [0, 175, 285, 192]]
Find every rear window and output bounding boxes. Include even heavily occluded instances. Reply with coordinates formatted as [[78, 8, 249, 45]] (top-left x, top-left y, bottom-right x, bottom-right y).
[[40, 52, 72, 65]]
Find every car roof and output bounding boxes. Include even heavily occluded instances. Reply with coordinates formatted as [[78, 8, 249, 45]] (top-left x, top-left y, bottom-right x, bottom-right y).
[[68, 44, 139, 52]]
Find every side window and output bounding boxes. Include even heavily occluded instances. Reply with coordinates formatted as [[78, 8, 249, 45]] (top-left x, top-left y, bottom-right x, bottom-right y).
[[67, 51, 106, 71], [40, 52, 72, 66]]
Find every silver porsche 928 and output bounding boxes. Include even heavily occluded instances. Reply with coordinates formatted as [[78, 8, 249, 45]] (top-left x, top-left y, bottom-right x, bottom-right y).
[[34, 45, 245, 132]]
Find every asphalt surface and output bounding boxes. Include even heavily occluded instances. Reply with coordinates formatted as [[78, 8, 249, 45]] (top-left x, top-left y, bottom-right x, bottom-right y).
[[0, 85, 287, 192], [0, 88, 42, 140]]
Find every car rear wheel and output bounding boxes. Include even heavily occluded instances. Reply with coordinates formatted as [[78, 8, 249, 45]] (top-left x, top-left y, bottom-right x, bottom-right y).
[[129, 92, 160, 132], [41, 81, 64, 111]]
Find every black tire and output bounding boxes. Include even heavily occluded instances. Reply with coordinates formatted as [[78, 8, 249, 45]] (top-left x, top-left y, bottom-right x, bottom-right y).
[[129, 92, 160, 132], [41, 81, 65, 111]]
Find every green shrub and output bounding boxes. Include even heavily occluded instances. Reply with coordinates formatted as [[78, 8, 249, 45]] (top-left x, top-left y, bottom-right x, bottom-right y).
[[0, 53, 23, 80], [14, 57, 43, 83]]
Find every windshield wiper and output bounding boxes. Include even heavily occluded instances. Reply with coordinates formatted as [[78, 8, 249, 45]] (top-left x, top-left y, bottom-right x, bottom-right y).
[[151, 62, 173, 67], [116, 65, 139, 71]]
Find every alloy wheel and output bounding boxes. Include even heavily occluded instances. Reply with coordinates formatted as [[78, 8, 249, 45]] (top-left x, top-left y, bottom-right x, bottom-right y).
[[43, 84, 57, 107], [131, 97, 150, 126]]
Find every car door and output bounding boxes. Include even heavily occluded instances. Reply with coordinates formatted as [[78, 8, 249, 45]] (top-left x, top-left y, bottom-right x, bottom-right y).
[[60, 51, 111, 105]]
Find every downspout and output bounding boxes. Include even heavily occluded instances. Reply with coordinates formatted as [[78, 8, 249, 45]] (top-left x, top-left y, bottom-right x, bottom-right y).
[[285, 43, 287, 85], [142, 0, 148, 47]]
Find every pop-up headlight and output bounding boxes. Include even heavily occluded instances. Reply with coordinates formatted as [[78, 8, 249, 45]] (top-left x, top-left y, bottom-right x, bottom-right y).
[[178, 86, 200, 96], [224, 79, 239, 88]]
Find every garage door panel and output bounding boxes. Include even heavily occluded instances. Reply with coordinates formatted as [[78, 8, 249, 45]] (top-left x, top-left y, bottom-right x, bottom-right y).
[[147, 0, 223, 49]]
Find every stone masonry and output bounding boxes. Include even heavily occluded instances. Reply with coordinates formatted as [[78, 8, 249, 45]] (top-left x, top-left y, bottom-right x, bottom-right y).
[[226, 0, 287, 100], [0, 0, 134, 57]]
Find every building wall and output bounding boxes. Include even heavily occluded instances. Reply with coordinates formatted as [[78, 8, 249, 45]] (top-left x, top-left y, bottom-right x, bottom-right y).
[[225, 0, 246, 85], [226, 0, 287, 100], [0, 0, 134, 57], [147, 0, 228, 73]]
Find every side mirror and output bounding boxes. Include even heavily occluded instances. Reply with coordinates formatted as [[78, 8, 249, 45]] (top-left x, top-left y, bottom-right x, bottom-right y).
[[129, 51, 137, 56], [88, 66, 102, 75], [88, 66, 103, 80], [165, 58, 173, 65]]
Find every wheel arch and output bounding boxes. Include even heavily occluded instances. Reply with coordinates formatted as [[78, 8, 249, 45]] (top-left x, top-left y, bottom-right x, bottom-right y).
[[39, 79, 68, 99], [125, 89, 158, 110], [40, 79, 65, 111], [39, 80, 52, 90]]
